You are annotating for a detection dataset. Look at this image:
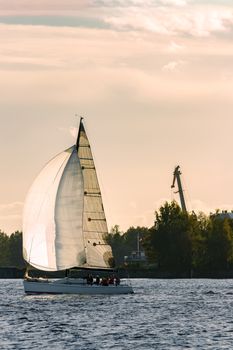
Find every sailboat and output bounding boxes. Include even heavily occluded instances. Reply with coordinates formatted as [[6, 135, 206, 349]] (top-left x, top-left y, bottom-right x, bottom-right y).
[[23, 118, 133, 295]]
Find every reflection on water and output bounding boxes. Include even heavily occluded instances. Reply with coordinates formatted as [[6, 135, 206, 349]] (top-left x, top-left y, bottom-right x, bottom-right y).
[[1, 279, 233, 349]]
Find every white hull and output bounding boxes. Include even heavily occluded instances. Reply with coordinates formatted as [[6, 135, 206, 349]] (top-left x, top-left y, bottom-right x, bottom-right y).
[[23, 278, 134, 295]]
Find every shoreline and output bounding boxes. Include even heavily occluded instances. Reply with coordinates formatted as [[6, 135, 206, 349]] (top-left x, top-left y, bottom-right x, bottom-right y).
[[1, 267, 233, 279]]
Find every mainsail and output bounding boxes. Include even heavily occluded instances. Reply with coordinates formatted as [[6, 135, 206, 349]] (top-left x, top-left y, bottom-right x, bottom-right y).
[[23, 119, 113, 271]]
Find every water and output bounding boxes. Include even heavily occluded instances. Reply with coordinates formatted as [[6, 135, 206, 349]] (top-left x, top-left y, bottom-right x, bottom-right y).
[[1, 279, 233, 349]]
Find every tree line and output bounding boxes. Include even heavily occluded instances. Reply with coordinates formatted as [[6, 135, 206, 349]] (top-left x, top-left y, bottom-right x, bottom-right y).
[[1, 201, 233, 275], [106, 201, 233, 274], [0, 231, 24, 268]]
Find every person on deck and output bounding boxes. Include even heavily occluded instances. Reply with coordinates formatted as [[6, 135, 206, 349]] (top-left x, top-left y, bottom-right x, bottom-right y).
[[115, 276, 120, 286], [101, 277, 109, 286], [87, 274, 93, 285]]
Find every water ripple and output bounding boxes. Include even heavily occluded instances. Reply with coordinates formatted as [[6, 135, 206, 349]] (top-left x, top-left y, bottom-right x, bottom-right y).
[[1, 279, 233, 349]]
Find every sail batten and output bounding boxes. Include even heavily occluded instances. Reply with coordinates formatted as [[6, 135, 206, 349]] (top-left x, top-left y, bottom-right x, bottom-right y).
[[23, 119, 113, 272], [77, 121, 112, 268]]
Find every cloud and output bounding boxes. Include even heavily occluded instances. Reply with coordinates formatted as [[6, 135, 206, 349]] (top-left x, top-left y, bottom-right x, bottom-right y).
[[0, 202, 23, 234], [104, 5, 233, 37], [189, 199, 213, 214], [69, 126, 78, 139], [152, 198, 231, 216], [189, 199, 233, 215], [116, 208, 155, 230], [0, 1, 232, 39], [0, 202, 23, 216], [159, 0, 187, 6], [0, 0, 89, 13], [131, 213, 154, 228], [58, 126, 78, 139], [118, 198, 233, 230], [162, 60, 186, 72], [0, 16, 110, 29], [0, 17, 232, 108], [168, 41, 185, 52], [153, 198, 171, 211], [93, 0, 187, 6]]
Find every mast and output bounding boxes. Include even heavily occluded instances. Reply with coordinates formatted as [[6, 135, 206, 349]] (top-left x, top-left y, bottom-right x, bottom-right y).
[[76, 117, 84, 150], [171, 165, 187, 213]]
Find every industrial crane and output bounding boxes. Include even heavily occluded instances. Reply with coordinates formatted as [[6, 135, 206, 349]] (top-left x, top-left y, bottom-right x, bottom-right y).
[[171, 165, 187, 213]]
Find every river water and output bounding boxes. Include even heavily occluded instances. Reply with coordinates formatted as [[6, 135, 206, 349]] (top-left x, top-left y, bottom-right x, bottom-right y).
[[1, 279, 233, 349]]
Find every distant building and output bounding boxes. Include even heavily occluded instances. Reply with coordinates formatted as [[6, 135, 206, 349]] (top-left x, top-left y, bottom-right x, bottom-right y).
[[124, 232, 147, 264], [124, 250, 147, 263], [213, 210, 233, 220]]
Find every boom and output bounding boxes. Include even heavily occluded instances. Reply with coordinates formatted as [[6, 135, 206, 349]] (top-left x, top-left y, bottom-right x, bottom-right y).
[[171, 165, 187, 213]]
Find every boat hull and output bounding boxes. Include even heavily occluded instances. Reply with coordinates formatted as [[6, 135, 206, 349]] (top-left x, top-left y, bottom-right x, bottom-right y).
[[23, 279, 134, 295]]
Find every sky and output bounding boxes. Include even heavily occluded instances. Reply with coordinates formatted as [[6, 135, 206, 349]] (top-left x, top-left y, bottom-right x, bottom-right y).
[[1, 0, 233, 234]]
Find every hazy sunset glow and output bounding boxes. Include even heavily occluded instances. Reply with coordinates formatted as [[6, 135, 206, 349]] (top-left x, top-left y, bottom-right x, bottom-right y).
[[1, 0, 233, 233]]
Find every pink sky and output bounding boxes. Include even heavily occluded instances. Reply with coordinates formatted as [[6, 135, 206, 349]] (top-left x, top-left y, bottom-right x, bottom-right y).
[[0, 0, 233, 233]]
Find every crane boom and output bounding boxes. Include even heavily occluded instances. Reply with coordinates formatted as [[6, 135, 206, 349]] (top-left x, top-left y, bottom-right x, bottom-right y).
[[171, 165, 187, 213]]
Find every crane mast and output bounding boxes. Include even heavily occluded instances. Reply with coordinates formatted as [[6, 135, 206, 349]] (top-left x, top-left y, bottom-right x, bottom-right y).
[[171, 165, 187, 213]]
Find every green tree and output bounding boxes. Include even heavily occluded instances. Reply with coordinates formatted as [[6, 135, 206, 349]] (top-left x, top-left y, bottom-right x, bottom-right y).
[[8, 231, 24, 268], [146, 201, 192, 272], [188, 212, 210, 271], [105, 225, 124, 266], [206, 216, 233, 271], [105, 225, 149, 266], [0, 231, 10, 266]]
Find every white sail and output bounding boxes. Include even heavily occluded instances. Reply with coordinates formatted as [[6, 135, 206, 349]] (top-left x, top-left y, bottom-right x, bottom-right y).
[[23, 146, 85, 271], [78, 122, 112, 268], [23, 120, 113, 271]]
